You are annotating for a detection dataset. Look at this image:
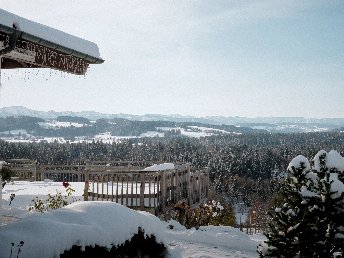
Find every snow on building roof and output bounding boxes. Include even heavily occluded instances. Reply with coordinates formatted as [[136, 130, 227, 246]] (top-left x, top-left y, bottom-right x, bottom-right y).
[[143, 163, 175, 171], [0, 8, 103, 75], [0, 8, 101, 59]]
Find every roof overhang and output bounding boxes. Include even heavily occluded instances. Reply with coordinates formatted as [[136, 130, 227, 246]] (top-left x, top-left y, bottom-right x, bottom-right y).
[[0, 9, 104, 75]]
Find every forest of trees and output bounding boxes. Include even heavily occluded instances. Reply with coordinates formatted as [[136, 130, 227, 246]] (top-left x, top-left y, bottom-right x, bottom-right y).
[[0, 115, 258, 138], [1, 131, 344, 208]]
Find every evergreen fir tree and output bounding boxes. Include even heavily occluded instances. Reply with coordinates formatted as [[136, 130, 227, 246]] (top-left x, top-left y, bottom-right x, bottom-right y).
[[258, 155, 312, 257], [312, 151, 344, 257], [259, 150, 344, 258]]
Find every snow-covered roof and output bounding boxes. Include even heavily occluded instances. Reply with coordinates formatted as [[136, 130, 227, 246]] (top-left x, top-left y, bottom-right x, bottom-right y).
[[0, 8, 101, 60], [143, 163, 175, 171]]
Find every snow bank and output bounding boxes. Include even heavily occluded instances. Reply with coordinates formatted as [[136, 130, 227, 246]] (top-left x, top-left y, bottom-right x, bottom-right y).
[[166, 224, 257, 257], [313, 150, 327, 171], [287, 155, 310, 171], [330, 173, 344, 199], [288, 150, 344, 176], [299, 185, 318, 198], [293, 151, 344, 199], [327, 150, 344, 172], [313, 150, 344, 172], [2, 181, 81, 219], [139, 131, 164, 138], [1, 181, 260, 257], [0, 202, 166, 258], [0, 8, 100, 58], [143, 163, 175, 171]]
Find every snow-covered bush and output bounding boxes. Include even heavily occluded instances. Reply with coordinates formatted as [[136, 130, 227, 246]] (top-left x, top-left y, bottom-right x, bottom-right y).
[[1, 166, 13, 188], [259, 150, 344, 257], [163, 200, 235, 229], [60, 228, 166, 258]]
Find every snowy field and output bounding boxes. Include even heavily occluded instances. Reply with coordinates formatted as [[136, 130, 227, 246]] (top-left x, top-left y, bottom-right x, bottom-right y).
[[0, 125, 239, 144], [1, 181, 262, 257]]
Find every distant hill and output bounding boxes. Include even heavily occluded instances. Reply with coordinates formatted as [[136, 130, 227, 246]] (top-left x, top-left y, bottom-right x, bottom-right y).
[[0, 113, 260, 140], [1, 106, 344, 132]]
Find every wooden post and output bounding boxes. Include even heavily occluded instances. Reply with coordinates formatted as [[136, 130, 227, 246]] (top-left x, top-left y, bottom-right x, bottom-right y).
[[206, 168, 209, 199], [91, 174, 95, 201], [101, 175, 105, 200], [201, 171, 204, 196], [172, 171, 175, 203], [83, 169, 89, 201], [106, 174, 109, 201], [111, 175, 114, 202], [148, 175, 152, 208], [0, 162, 2, 227], [156, 175, 159, 209], [187, 166, 192, 206], [97, 175, 100, 201], [160, 171, 166, 210], [131, 174, 134, 207], [176, 171, 180, 202], [115, 174, 119, 203], [121, 174, 124, 205], [126, 174, 129, 206], [33, 161, 37, 181], [140, 173, 145, 210]]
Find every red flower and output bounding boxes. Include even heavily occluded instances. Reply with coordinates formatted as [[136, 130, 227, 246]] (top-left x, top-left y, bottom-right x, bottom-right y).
[[63, 181, 70, 188]]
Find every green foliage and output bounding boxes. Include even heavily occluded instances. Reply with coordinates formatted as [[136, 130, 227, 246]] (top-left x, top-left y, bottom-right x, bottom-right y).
[[1, 166, 13, 188], [29, 185, 76, 213], [3, 130, 344, 222], [259, 157, 319, 257], [164, 200, 236, 229], [0, 116, 43, 132], [60, 228, 166, 258], [208, 202, 235, 227], [56, 116, 90, 124], [259, 151, 344, 257]]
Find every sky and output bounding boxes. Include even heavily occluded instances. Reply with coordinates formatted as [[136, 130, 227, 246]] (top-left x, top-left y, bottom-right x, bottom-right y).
[[0, 0, 343, 118]]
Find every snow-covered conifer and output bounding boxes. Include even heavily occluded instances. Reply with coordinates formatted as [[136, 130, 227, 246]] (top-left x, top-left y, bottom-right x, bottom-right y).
[[259, 150, 344, 257], [259, 155, 312, 257]]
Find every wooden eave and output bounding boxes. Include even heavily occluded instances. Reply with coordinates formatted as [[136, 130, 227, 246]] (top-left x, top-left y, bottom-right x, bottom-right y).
[[0, 24, 104, 75]]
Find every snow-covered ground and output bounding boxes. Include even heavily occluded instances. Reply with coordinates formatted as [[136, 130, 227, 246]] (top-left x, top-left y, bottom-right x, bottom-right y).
[[251, 124, 330, 133], [39, 121, 86, 128], [157, 126, 239, 138], [1, 181, 262, 257], [0, 126, 230, 143]]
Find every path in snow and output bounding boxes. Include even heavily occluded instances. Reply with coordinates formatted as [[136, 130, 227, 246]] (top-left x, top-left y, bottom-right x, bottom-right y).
[[167, 239, 256, 257]]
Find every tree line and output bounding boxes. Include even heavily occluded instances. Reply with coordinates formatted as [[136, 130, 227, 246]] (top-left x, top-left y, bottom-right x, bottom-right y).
[[0, 115, 257, 138], [1, 131, 344, 206]]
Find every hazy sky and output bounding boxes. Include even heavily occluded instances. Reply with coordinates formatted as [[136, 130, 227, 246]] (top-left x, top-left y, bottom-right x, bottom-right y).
[[0, 0, 343, 118]]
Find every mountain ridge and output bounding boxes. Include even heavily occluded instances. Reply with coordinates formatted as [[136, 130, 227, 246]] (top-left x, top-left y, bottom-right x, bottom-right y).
[[1, 106, 344, 128]]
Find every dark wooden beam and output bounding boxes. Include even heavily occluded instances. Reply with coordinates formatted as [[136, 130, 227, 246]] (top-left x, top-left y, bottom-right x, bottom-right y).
[[1, 32, 90, 75]]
